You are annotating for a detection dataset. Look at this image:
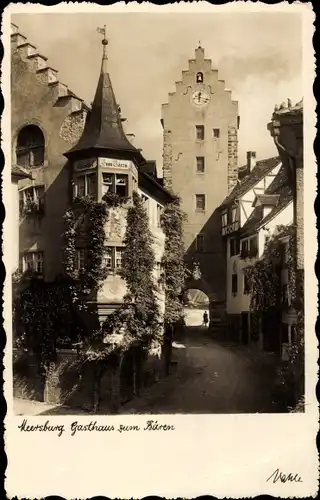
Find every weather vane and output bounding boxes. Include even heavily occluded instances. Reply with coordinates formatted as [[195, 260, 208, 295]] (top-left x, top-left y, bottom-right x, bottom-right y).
[[97, 25, 108, 45], [97, 25, 108, 59]]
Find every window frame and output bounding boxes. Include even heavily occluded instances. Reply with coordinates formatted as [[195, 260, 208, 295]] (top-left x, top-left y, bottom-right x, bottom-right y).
[[103, 246, 125, 274], [74, 172, 98, 199], [195, 125, 205, 141], [16, 124, 45, 169], [196, 156, 205, 173], [195, 193, 206, 212], [19, 185, 45, 216], [21, 251, 44, 275], [213, 128, 220, 139], [101, 172, 129, 198]]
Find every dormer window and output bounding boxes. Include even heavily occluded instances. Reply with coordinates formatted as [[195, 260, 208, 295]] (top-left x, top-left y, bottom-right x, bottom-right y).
[[196, 72, 204, 83], [102, 173, 128, 197]]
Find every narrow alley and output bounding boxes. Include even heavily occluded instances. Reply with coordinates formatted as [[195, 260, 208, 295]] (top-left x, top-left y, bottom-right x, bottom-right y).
[[120, 323, 283, 414]]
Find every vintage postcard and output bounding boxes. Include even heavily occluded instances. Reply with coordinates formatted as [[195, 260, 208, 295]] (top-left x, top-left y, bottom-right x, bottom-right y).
[[2, 2, 318, 498]]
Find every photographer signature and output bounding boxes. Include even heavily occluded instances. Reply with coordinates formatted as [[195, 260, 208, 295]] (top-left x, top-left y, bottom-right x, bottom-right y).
[[266, 469, 303, 484]]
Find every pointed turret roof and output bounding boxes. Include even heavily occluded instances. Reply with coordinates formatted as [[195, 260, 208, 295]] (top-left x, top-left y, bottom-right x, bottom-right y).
[[64, 28, 145, 165]]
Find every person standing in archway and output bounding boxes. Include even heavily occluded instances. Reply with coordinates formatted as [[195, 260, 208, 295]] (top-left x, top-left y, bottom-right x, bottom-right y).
[[203, 310, 209, 328]]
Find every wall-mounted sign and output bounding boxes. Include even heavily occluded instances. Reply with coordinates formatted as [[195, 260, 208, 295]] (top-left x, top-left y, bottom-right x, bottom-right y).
[[100, 158, 131, 170], [221, 221, 240, 236], [74, 158, 97, 171]]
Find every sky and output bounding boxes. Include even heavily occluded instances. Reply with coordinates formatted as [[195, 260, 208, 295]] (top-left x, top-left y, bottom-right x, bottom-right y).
[[12, 11, 303, 173]]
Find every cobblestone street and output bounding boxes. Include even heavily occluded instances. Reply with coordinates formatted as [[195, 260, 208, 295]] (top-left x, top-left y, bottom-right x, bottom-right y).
[[120, 325, 283, 414]]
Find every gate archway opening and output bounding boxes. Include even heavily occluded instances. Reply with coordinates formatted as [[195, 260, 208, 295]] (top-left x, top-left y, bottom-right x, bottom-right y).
[[183, 287, 210, 327]]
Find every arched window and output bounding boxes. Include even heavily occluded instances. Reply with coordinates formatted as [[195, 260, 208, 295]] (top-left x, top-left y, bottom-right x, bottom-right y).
[[16, 125, 45, 168], [196, 72, 204, 83]]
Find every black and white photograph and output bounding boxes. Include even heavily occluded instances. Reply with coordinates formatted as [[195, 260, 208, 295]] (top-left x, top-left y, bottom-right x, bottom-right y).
[[3, 3, 317, 499]]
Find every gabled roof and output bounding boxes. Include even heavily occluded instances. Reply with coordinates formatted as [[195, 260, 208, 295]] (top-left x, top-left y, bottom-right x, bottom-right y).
[[240, 163, 293, 237], [64, 40, 145, 166], [220, 156, 280, 209]]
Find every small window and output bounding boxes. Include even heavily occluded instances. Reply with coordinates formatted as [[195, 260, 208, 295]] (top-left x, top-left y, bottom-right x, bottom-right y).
[[16, 125, 45, 168], [19, 185, 45, 217], [232, 273, 238, 295], [195, 194, 206, 211], [76, 176, 86, 197], [222, 212, 228, 228], [196, 72, 204, 83], [196, 125, 205, 140], [196, 234, 205, 252], [75, 249, 86, 273], [243, 272, 250, 294], [22, 251, 44, 274], [196, 156, 205, 173], [213, 128, 220, 139], [230, 238, 240, 257], [141, 194, 149, 216]]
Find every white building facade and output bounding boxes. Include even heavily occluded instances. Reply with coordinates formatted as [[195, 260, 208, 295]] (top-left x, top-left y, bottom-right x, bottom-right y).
[[220, 152, 293, 351]]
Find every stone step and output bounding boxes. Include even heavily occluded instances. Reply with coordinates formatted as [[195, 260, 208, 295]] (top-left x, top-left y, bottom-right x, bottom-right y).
[[17, 42, 37, 58], [27, 53, 48, 71]]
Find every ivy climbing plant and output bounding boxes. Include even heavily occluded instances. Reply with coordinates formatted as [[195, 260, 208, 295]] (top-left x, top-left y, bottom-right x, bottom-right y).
[[160, 195, 187, 330], [94, 190, 161, 360]]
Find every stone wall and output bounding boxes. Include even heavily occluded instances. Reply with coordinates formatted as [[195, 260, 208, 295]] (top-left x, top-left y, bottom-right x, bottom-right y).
[[13, 347, 166, 412], [162, 129, 172, 191], [227, 126, 239, 193]]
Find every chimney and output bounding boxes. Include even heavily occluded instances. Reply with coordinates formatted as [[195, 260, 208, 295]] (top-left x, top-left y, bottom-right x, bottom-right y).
[[247, 151, 257, 173]]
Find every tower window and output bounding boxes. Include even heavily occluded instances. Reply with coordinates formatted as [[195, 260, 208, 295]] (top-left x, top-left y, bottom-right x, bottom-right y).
[[213, 128, 220, 138], [196, 125, 205, 140], [196, 72, 204, 83], [196, 157, 205, 173], [102, 173, 128, 197], [196, 234, 205, 252], [16, 124, 45, 168], [195, 194, 206, 211]]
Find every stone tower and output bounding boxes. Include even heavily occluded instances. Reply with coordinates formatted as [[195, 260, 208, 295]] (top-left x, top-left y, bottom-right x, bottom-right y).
[[161, 45, 240, 305]]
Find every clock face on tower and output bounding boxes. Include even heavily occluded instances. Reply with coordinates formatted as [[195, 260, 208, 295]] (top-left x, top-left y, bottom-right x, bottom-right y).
[[191, 90, 210, 108]]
